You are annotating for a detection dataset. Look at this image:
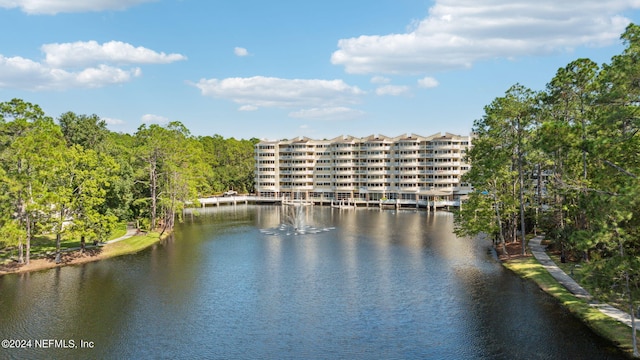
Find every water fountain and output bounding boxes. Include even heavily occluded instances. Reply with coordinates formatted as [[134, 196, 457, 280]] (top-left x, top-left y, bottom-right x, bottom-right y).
[[260, 202, 334, 236]]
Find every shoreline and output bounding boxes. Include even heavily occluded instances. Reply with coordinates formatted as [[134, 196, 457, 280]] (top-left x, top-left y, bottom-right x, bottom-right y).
[[499, 238, 639, 358], [0, 231, 169, 277]]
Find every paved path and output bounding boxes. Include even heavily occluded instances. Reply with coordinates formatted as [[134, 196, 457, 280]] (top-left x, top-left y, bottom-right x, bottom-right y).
[[59, 226, 137, 253], [529, 235, 636, 328], [104, 227, 138, 244]]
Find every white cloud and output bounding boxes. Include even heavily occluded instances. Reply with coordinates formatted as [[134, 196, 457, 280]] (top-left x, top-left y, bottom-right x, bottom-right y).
[[0, 0, 155, 14], [375, 85, 410, 96], [370, 76, 391, 84], [141, 114, 169, 124], [43, 41, 186, 68], [289, 107, 365, 121], [0, 55, 141, 90], [331, 0, 640, 74], [103, 117, 126, 125], [0, 41, 183, 90], [234, 47, 250, 57], [238, 105, 258, 111], [418, 76, 439, 88], [194, 76, 364, 109]]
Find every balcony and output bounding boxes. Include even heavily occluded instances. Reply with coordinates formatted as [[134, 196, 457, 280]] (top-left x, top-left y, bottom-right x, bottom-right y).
[[433, 170, 461, 175], [332, 145, 357, 151], [394, 152, 421, 159], [359, 185, 394, 192], [431, 152, 462, 159], [364, 169, 392, 175], [290, 153, 315, 160], [365, 177, 390, 183], [426, 161, 461, 167], [335, 177, 354, 183], [397, 169, 420, 175], [333, 169, 356, 176], [290, 162, 312, 168], [291, 170, 314, 176], [333, 184, 356, 190], [431, 143, 463, 150], [398, 178, 419, 184], [363, 152, 390, 159], [431, 178, 458, 184], [290, 147, 314, 153], [332, 153, 355, 160], [394, 144, 421, 151]]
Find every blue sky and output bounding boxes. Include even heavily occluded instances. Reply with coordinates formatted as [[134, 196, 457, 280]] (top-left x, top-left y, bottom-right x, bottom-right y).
[[1, 0, 639, 140]]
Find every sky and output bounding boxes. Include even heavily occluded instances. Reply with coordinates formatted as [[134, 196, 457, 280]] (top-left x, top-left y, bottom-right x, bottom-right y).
[[1, 1, 640, 141]]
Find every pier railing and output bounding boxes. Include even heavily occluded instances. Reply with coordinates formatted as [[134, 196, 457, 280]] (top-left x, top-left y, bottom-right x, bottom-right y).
[[191, 195, 460, 209]]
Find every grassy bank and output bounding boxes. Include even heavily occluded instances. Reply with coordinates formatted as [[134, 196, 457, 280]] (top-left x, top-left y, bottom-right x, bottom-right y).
[[0, 222, 129, 262], [504, 257, 639, 357], [0, 229, 168, 276], [102, 232, 163, 258]]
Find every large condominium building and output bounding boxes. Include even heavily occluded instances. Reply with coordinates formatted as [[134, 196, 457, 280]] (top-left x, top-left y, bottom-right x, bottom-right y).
[[254, 133, 473, 206]]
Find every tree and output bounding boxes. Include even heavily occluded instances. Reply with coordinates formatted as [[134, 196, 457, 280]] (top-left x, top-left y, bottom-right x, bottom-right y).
[[134, 122, 209, 233], [58, 112, 109, 151], [199, 135, 259, 194], [584, 24, 640, 356], [103, 132, 136, 221], [48, 145, 120, 260], [0, 99, 66, 264], [537, 58, 600, 260], [457, 85, 536, 256]]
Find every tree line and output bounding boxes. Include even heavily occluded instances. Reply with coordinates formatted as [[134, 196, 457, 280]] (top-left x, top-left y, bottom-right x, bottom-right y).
[[454, 24, 640, 354], [0, 99, 258, 265]]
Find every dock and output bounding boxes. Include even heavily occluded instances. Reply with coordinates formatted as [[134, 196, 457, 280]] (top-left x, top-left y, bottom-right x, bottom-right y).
[[192, 195, 459, 211]]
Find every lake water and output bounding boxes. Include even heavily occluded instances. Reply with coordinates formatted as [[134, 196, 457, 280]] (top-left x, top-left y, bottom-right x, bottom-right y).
[[0, 205, 627, 359]]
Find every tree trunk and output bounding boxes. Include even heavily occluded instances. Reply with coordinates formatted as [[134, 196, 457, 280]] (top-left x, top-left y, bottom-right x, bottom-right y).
[[150, 155, 157, 231], [517, 115, 527, 256], [25, 213, 31, 265], [626, 272, 638, 357], [619, 237, 639, 357], [535, 163, 542, 236], [494, 198, 509, 259], [55, 233, 61, 264], [18, 239, 24, 264]]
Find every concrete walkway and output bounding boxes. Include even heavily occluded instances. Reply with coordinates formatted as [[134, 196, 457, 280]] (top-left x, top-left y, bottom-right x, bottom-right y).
[[58, 226, 137, 253], [104, 227, 138, 244], [529, 235, 636, 328]]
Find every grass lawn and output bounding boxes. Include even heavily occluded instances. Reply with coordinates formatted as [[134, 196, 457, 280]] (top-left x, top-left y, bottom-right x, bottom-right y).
[[504, 257, 640, 356], [102, 232, 161, 258], [107, 222, 128, 240], [0, 229, 166, 275], [0, 222, 129, 262], [544, 245, 635, 316]]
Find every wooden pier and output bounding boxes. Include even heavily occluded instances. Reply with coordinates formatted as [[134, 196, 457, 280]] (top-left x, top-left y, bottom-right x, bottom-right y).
[[193, 195, 459, 210]]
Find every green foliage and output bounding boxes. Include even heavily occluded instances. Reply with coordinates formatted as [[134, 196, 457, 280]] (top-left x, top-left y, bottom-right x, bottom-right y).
[[198, 135, 258, 193], [0, 99, 256, 258], [460, 84, 536, 252], [58, 111, 109, 151], [459, 24, 640, 353], [454, 191, 497, 239]]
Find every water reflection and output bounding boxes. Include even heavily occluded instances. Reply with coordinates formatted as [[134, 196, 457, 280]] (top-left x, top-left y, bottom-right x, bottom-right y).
[[0, 205, 627, 359]]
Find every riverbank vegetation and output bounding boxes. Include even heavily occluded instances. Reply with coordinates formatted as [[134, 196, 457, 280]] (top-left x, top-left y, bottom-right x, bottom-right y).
[[454, 24, 640, 356], [504, 256, 640, 356], [0, 100, 258, 268], [0, 231, 164, 276]]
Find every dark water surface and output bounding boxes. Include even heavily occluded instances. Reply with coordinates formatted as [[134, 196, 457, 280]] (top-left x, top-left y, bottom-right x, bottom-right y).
[[0, 206, 627, 359]]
